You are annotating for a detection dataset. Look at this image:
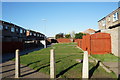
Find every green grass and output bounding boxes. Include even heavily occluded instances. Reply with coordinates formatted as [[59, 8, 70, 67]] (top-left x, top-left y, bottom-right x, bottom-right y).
[[91, 53, 120, 62], [19, 43, 117, 78]]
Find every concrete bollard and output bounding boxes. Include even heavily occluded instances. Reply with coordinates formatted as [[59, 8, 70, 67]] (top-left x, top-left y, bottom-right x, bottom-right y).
[[50, 49, 56, 79], [15, 49, 20, 78], [82, 51, 89, 79]]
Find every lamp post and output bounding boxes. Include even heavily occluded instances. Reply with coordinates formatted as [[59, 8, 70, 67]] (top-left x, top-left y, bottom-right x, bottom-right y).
[[42, 19, 47, 48], [42, 19, 47, 36]]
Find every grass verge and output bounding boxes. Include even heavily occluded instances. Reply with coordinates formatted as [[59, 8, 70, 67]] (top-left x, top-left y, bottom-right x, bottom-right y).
[[91, 53, 120, 62], [19, 43, 116, 78]]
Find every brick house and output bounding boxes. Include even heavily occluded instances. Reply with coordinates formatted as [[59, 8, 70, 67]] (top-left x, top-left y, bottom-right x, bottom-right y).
[[83, 28, 96, 34], [98, 8, 120, 30], [98, 7, 120, 57], [26, 30, 45, 41], [0, 20, 46, 53], [0, 20, 26, 42]]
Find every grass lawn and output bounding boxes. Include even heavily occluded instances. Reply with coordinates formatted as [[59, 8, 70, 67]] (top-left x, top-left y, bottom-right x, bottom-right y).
[[91, 53, 120, 62], [19, 43, 116, 78]]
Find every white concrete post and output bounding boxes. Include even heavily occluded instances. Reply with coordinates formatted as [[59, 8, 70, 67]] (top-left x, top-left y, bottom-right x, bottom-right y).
[[15, 49, 20, 78], [50, 49, 56, 79], [82, 51, 89, 79]]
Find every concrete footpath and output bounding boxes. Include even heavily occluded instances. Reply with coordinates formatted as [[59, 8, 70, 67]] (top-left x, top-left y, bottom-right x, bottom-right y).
[[103, 62, 120, 78], [0, 60, 49, 78]]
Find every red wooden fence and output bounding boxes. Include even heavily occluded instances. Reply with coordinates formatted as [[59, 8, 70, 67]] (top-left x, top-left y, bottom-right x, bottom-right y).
[[75, 33, 111, 54], [90, 33, 111, 54], [74, 39, 82, 48], [57, 38, 72, 43]]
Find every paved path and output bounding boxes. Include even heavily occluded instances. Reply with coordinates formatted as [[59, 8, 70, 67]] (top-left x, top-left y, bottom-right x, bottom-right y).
[[0, 60, 49, 78], [103, 62, 120, 78]]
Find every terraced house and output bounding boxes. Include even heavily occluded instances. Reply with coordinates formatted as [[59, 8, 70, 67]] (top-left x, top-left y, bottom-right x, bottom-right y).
[[98, 7, 120, 30], [0, 20, 46, 53], [98, 7, 120, 57]]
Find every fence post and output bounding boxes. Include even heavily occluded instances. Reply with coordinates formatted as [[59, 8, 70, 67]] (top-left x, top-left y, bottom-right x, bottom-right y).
[[82, 51, 89, 79], [15, 49, 20, 78], [50, 49, 56, 79]]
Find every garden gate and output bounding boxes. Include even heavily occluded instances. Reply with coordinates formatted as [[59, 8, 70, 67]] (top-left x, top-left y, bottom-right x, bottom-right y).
[[76, 33, 111, 54]]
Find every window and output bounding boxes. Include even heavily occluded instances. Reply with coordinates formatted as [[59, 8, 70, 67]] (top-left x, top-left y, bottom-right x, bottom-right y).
[[37, 34, 39, 37], [108, 16, 111, 22], [99, 22, 101, 26], [34, 33, 36, 36], [24, 30, 26, 33], [30, 32, 32, 35], [5, 25, 8, 30], [102, 20, 106, 26], [11, 27, 15, 32], [16, 28, 18, 32], [20, 29, 23, 33], [0, 25, 3, 30], [113, 12, 118, 22]]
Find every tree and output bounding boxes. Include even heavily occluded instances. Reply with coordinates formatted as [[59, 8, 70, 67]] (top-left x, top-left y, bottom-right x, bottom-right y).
[[55, 33, 64, 39], [75, 32, 86, 39], [70, 31, 75, 39], [65, 34, 71, 38]]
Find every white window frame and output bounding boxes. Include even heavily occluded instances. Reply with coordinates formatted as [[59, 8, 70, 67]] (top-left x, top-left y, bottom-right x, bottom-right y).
[[108, 16, 111, 22], [113, 12, 118, 22], [34, 33, 36, 36], [23, 30, 26, 33], [30, 32, 32, 35], [11, 27, 15, 32], [102, 20, 106, 26], [16, 28, 19, 32], [20, 29, 23, 33], [5, 25, 8, 30], [37, 34, 39, 37]]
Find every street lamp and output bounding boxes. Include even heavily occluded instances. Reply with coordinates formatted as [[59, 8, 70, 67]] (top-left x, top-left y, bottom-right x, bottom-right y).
[[41, 19, 47, 48], [42, 19, 47, 36]]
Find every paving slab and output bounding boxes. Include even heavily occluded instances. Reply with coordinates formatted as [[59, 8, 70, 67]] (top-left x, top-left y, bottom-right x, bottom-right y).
[[103, 62, 118, 68], [103, 62, 120, 77], [0, 60, 49, 78]]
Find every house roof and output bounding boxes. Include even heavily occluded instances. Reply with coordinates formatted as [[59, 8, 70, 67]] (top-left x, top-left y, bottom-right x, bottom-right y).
[[83, 28, 96, 34], [98, 7, 120, 22]]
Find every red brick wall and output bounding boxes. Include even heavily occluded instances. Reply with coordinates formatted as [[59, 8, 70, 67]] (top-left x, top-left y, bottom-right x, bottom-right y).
[[57, 38, 72, 43]]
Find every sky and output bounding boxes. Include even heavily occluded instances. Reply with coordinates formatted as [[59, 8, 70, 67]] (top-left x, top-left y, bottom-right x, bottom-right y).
[[1, 2, 119, 37]]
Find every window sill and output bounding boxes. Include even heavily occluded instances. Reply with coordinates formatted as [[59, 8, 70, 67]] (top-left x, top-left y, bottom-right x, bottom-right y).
[[113, 20, 118, 23]]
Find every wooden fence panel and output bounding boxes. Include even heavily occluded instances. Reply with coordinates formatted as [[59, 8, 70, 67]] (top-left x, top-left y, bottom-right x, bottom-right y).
[[82, 35, 91, 54], [76, 33, 111, 54], [74, 39, 82, 48], [57, 39, 72, 43], [90, 33, 111, 54]]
